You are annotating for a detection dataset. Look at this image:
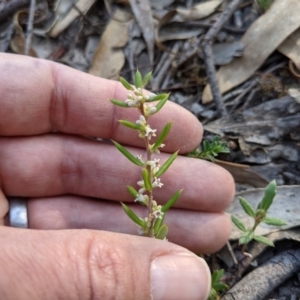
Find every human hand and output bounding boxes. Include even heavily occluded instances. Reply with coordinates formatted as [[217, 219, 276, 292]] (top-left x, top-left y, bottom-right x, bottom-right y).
[[0, 53, 234, 300]]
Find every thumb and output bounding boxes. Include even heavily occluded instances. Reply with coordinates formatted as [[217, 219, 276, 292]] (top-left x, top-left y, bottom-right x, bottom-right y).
[[0, 227, 211, 300]]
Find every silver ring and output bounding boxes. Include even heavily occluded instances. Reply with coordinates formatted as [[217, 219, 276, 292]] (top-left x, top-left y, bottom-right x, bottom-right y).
[[8, 198, 28, 228]]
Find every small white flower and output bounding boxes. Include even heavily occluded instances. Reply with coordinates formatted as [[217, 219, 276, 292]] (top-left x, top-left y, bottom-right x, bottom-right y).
[[135, 193, 149, 204], [145, 125, 156, 139], [136, 154, 144, 164], [147, 158, 160, 174], [153, 207, 164, 219], [136, 115, 146, 126], [152, 177, 163, 188], [159, 144, 165, 148], [137, 180, 144, 187]]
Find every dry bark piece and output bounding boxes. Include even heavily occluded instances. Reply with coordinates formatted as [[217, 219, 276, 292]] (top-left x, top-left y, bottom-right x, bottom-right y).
[[227, 186, 300, 240], [202, 0, 300, 103], [222, 249, 300, 300], [89, 9, 130, 79]]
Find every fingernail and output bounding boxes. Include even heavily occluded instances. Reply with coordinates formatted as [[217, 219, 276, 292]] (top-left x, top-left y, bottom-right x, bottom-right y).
[[151, 253, 211, 300]]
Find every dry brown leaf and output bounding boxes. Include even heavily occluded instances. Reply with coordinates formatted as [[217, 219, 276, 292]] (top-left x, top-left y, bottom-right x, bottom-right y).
[[10, 10, 37, 57], [49, 0, 95, 38], [128, 0, 155, 65], [278, 27, 300, 70], [215, 160, 268, 188], [89, 10, 130, 79], [176, 0, 223, 21], [202, 0, 300, 103]]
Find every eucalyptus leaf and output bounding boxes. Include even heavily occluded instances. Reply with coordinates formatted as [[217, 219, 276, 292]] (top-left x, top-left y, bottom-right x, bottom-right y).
[[121, 203, 145, 227], [120, 77, 134, 90], [239, 197, 255, 217], [239, 230, 254, 245], [231, 215, 246, 232], [110, 99, 129, 108], [263, 217, 287, 226], [154, 151, 178, 177], [112, 141, 144, 166], [155, 224, 168, 240], [162, 189, 182, 212], [152, 122, 172, 152], [253, 235, 274, 247], [258, 180, 277, 211], [119, 120, 141, 130]]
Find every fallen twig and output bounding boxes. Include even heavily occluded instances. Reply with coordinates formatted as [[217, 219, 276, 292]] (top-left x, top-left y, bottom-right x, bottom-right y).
[[201, 0, 243, 118], [24, 0, 36, 55]]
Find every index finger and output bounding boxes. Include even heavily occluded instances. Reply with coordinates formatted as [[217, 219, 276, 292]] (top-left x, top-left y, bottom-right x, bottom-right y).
[[0, 54, 202, 153]]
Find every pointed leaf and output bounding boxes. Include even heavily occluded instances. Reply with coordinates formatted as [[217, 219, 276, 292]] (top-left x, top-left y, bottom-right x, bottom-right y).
[[154, 151, 178, 177], [253, 235, 274, 247], [211, 269, 224, 285], [162, 189, 182, 213], [127, 186, 138, 199], [121, 203, 144, 227], [213, 282, 228, 292], [110, 99, 129, 108], [258, 180, 277, 211], [152, 122, 172, 152], [112, 141, 143, 166], [134, 70, 143, 88], [239, 230, 254, 245], [119, 120, 141, 130], [143, 71, 152, 86], [239, 197, 255, 217], [155, 224, 168, 240], [142, 168, 152, 190], [231, 215, 246, 232], [120, 77, 134, 90], [153, 215, 165, 234], [263, 217, 287, 226], [155, 95, 169, 113], [146, 93, 170, 102]]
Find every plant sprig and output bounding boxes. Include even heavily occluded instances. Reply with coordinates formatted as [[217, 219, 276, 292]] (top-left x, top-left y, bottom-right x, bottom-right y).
[[110, 71, 181, 239], [187, 136, 229, 162], [231, 180, 287, 252]]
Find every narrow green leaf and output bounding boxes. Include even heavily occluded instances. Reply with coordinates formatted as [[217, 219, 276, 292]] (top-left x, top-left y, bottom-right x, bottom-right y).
[[154, 151, 178, 177], [155, 224, 168, 240], [153, 215, 165, 234], [162, 189, 182, 212], [110, 99, 129, 108], [258, 180, 277, 211], [112, 141, 144, 166], [121, 203, 144, 227], [253, 235, 274, 247], [209, 289, 218, 300], [263, 217, 287, 226], [239, 197, 255, 217], [239, 230, 254, 245], [213, 282, 228, 292], [134, 70, 143, 88], [211, 269, 224, 285], [155, 95, 169, 113], [120, 77, 134, 90], [152, 122, 172, 152], [146, 93, 170, 102], [127, 186, 138, 199], [231, 215, 246, 232], [119, 120, 141, 130], [142, 168, 152, 190], [143, 71, 152, 86]]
